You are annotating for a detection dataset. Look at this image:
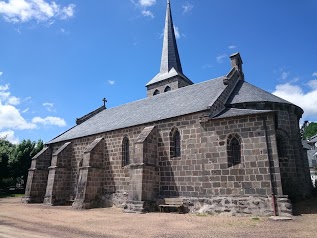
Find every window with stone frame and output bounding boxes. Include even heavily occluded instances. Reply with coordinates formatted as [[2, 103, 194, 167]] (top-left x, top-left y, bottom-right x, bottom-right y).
[[164, 86, 171, 92], [153, 89, 160, 96], [122, 136, 130, 167], [170, 128, 181, 158], [227, 134, 242, 167]]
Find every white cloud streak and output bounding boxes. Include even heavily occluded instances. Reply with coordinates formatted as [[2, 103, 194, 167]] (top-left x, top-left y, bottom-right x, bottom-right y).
[[281, 71, 289, 80], [107, 80, 115, 85], [182, 2, 193, 14], [272, 80, 317, 119], [0, 0, 75, 24], [139, 0, 156, 7], [0, 72, 3, 76], [216, 54, 227, 63], [32, 116, 66, 127], [228, 45, 236, 49], [142, 10, 154, 18], [312, 72, 317, 77], [43, 102, 55, 112], [174, 26, 180, 39]]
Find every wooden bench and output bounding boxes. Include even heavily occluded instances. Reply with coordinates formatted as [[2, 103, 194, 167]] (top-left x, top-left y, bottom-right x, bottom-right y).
[[159, 198, 184, 213]]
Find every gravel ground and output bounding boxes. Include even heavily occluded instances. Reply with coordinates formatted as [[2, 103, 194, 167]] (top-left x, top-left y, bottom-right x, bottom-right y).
[[1, 197, 317, 238]]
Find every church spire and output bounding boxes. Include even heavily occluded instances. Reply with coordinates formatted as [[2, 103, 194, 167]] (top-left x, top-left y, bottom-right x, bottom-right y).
[[160, 0, 183, 74], [145, 0, 193, 97]]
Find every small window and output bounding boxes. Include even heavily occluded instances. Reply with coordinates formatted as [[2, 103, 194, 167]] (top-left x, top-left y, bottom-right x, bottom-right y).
[[164, 86, 171, 92], [227, 134, 242, 167], [153, 89, 160, 96], [122, 137, 130, 167], [170, 128, 181, 158]]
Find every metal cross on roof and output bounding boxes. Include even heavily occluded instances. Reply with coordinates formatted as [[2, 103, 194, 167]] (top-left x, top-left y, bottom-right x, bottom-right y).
[[102, 97, 107, 107]]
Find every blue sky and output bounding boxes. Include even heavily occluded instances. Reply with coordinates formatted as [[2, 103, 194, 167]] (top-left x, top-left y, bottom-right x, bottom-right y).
[[0, 0, 316, 144]]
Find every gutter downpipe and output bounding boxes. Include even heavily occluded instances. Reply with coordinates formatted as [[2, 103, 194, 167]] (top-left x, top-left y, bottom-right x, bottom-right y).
[[263, 116, 278, 216]]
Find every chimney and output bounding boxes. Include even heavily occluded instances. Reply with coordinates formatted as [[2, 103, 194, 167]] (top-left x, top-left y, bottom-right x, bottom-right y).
[[230, 52, 244, 80]]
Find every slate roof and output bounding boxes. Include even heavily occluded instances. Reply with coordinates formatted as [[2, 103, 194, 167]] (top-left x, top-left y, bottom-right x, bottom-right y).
[[48, 76, 301, 144], [227, 80, 292, 105], [213, 108, 274, 119], [49, 77, 226, 143]]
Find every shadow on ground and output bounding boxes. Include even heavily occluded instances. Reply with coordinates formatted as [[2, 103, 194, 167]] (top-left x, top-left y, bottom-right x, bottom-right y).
[[293, 195, 317, 215]]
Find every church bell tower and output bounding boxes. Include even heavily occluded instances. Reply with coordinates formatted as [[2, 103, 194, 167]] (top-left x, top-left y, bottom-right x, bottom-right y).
[[146, 0, 193, 97]]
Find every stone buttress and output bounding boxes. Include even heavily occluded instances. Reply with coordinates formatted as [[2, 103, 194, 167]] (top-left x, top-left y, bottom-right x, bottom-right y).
[[44, 142, 72, 205], [72, 137, 105, 209], [126, 126, 160, 212], [22, 147, 52, 203]]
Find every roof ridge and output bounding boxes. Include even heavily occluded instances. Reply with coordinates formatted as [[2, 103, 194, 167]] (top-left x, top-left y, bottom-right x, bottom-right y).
[[106, 76, 225, 111]]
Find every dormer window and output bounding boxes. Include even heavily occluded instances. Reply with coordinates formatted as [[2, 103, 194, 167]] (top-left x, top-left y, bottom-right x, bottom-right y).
[[153, 89, 160, 96], [164, 86, 171, 92]]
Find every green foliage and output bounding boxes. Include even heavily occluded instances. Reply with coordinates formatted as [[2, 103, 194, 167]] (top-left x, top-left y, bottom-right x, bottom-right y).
[[303, 122, 317, 140], [0, 138, 44, 189], [0, 139, 15, 188]]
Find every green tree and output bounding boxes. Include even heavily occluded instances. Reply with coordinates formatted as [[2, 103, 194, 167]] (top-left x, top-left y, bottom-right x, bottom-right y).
[[0, 138, 15, 188], [303, 122, 317, 140], [8, 139, 44, 188]]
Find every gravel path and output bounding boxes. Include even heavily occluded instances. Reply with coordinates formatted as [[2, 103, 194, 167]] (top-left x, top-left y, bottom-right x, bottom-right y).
[[0, 197, 317, 238]]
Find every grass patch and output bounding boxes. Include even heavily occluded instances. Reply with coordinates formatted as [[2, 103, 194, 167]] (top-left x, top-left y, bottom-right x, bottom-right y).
[[196, 213, 209, 217], [0, 193, 24, 198]]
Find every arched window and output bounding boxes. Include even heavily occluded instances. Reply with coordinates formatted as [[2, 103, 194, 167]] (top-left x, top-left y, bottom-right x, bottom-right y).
[[153, 89, 160, 96], [276, 137, 285, 158], [170, 128, 181, 158], [122, 136, 130, 167], [164, 86, 171, 92], [227, 134, 242, 167]]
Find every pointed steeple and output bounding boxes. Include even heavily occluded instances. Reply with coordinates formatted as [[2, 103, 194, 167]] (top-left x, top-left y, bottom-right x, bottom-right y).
[[160, 0, 183, 74], [146, 0, 193, 96]]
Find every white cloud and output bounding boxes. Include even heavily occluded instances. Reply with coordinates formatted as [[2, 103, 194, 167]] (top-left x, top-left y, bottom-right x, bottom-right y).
[[312, 72, 317, 77], [174, 26, 180, 39], [272, 80, 317, 119], [22, 107, 29, 113], [131, 0, 156, 18], [32, 116, 66, 127], [182, 2, 193, 14], [8, 96, 20, 105], [228, 45, 237, 49], [0, 102, 36, 130], [0, 83, 35, 130], [281, 71, 289, 80], [0, 83, 20, 105], [142, 10, 154, 18], [0, 0, 76, 24], [139, 0, 156, 7], [107, 80, 115, 85], [307, 80, 317, 90], [0, 130, 19, 144], [0, 72, 3, 76], [216, 54, 227, 63], [42, 102, 55, 112]]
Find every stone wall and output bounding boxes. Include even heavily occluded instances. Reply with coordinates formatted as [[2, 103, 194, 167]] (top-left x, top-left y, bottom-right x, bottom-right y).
[[26, 101, 311, 215], [146, 76, 191, 97], [231, 101, 313, 199], [44, 142, 72, 205], [181, 195, 292, 217], [23, 147, 52, 203]]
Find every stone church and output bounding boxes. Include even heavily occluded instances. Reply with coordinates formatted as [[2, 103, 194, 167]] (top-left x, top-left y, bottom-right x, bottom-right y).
[[24, 1, 312, 216]]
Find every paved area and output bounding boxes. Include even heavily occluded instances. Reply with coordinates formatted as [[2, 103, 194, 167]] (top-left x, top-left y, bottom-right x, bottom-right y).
[[1, 197, 317, 238]]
